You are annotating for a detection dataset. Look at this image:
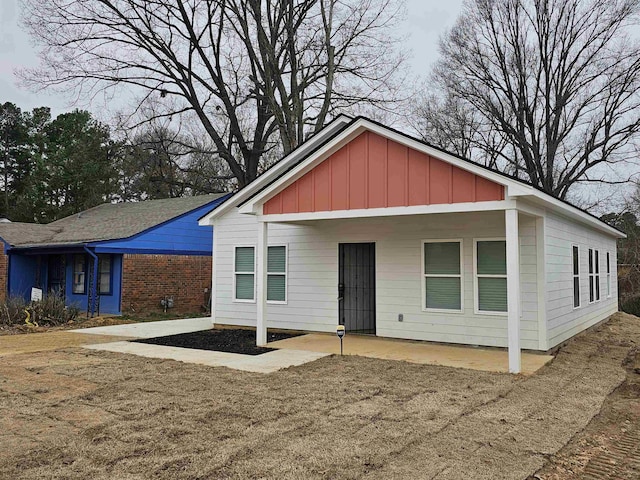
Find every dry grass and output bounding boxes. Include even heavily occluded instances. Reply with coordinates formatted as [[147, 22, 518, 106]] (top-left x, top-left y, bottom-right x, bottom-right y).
[[0, 312, 638, 479]]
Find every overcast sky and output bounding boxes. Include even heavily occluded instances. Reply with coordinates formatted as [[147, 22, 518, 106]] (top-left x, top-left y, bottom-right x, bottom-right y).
[[0, 0, 465, 119]]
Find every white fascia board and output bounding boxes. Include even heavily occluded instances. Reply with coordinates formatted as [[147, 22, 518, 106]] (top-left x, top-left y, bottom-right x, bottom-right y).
[[258, 200, 516, 223], [197, 114, 353, 226], [516, 195, 625, 238]]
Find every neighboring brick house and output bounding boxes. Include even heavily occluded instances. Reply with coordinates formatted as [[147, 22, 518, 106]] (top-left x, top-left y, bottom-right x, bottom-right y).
[[0, 194, 229, 315]]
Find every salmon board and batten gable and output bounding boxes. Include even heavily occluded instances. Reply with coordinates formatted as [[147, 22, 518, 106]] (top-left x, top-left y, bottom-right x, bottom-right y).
[[200, 116, 624, 373], [0, 194, 229, 315]]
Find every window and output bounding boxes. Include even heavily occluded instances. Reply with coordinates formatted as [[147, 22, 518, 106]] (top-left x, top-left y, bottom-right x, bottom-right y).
[[606, 252, 611, 298], [423, 240, 462, 311], [572, 245, 580, 308], [72, 255, 86, 294], [475, 240, 507, 313], [589, 248, 600, 302], [267, 246, 287, 303], [234, 247, 255, 301], [98, 255, 112, 295]]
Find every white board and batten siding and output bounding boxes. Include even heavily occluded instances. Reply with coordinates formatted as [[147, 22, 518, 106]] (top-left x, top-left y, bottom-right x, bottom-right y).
[[544, 210, 618, 349], [214, 208, 543, 350]]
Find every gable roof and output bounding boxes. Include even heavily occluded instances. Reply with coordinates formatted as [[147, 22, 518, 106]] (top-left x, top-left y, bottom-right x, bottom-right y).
[[1, 194, 228, 249], [200, 116, 624, 238]]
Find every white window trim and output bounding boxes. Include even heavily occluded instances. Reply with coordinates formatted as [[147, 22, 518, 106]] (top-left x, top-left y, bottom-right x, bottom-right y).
[[267, 244, 288, 305], [588, 248, 601, 304], [606, 251, 612, 298], [473, 237, 508, 316], [421, 239, 464, 313], [233, 245, 256, 303], [572, 244, 581, 310]]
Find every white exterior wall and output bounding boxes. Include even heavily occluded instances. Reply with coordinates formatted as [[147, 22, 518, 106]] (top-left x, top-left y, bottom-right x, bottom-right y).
[[214, 208, 543, 350], [545, 210, 618, 348]]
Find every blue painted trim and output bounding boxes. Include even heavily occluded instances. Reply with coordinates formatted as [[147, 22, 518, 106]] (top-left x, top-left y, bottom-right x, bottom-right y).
[[92, 247, 212, 255]]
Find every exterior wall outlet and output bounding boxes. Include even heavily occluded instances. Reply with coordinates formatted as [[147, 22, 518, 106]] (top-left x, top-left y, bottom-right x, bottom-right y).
[[398, 313, 403, 322]]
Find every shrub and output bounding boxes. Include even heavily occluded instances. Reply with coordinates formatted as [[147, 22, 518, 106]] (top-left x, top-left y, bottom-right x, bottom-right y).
[[0, 296, 28, 326], [0, 291, 80, 327], [620, 295, 640, 318]]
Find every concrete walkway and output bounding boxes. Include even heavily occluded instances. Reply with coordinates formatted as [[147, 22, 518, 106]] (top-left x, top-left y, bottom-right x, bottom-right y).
[[71, 317, 213, 338], [83, 341, 329, 373], [73, 318, 330, 373], [269, 333, 554, 374]]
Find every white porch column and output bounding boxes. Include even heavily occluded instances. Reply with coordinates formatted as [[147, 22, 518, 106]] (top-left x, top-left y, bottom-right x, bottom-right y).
[[211, 221, 218, 327], [256, 221, 268, 346], [505, 209, 521, 373]]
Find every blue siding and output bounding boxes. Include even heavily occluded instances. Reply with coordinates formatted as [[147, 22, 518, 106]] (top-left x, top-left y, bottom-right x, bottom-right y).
[[92, 197, 226, 255], [8, 255, 38, 301]]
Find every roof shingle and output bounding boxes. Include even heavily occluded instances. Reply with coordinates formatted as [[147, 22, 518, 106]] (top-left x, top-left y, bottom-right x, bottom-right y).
[[0, 194, 227, 248]]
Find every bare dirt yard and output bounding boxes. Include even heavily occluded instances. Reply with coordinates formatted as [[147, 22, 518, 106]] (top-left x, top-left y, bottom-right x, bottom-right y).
[[0, 312, 639, 479]]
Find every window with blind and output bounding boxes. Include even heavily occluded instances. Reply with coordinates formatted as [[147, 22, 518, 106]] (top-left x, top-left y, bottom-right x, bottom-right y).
[[423, 241, 462, 311], [589, 248, 600, 303], [234, 246, 255, 301], [267, 246, 287, 303], [475, 240, 507, 313], [572, 245, 580, 308], [72, 254, 86, 294], [97, 254, 112, 295]]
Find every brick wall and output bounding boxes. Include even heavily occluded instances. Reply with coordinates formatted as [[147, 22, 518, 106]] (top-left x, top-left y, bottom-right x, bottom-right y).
[[0, 252, 6, 302], [121, 254, 212, 315]]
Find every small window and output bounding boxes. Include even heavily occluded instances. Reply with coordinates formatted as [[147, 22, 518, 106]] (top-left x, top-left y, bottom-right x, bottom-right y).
[[572, 245, 580, 308], [589, 248, 600, 303], [423, 241, 462, 311], [72, 255, 86, 294], [475, 240, 507, 313], [267, 246, 287, 303], [98, 255, 112, 295], [606, 252, 611, 298], [234, 247, 255, 301]]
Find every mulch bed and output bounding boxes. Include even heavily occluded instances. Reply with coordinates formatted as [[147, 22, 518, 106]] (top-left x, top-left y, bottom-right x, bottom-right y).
[[133, 328, 300, 355]]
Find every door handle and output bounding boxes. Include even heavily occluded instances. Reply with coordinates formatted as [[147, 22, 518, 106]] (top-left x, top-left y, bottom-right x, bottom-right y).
[[338, 282, 345, 300]]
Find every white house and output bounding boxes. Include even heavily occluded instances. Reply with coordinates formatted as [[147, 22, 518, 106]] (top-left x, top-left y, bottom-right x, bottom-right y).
[[199, 116, 624, 373]]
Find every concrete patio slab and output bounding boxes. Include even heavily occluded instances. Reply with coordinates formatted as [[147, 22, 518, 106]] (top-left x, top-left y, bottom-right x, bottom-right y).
[[70, 317, 212, 339], [83, 341, 330, 373], [268, 333, 554, 375]]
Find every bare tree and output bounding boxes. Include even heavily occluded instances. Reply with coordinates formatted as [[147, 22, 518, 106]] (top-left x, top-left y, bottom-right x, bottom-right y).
[[417, 0, 640, 199], [20, 0, 406, 188]]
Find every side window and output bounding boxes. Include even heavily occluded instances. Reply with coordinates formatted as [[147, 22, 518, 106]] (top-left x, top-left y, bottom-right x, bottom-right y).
[[588, 248, 600, 303], [606, 252, 611, 298], [72, 255, 86, 294], [234, 247, 256, 301], [572, 245, 580, 308], [423, 241, 462, 311], [475, 240, 507, 313]]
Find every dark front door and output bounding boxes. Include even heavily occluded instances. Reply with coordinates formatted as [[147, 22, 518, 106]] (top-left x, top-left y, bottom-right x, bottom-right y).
[[339, 243, 376, 334], [47, 255, 66, 295]]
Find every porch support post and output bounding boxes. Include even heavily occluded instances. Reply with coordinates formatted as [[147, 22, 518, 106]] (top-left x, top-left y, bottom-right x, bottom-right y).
[[256, 221, 268, 346], [505, 208, 521, 373], [210, 221, 218, 327]]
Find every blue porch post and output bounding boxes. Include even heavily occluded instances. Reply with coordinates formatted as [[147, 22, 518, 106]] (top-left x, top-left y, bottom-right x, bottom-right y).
[[84, 246, 99, 317]]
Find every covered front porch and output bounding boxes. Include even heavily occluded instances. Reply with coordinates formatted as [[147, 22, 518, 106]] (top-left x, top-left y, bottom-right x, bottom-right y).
[[7, 246, 122, 315], [240, 202, 546, 374]]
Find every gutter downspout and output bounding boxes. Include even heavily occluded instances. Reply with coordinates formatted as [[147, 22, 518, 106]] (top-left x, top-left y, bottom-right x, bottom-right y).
[[84, 246, 99, 317]]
